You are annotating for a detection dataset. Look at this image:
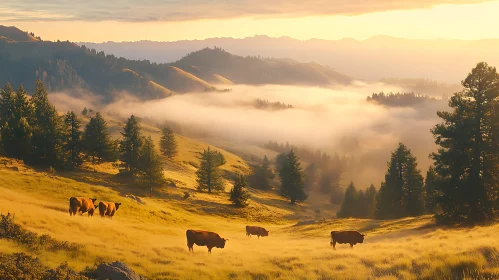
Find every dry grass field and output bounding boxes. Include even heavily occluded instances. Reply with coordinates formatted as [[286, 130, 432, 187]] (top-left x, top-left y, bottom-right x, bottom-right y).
[[0, 125, 498, 279]]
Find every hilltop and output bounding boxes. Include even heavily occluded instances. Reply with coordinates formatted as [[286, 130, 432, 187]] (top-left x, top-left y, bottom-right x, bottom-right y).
[[0, 26, 353, 101]]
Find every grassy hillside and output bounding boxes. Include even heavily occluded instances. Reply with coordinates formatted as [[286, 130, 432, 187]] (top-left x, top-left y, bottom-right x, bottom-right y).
[[1, 161, 499, 279]]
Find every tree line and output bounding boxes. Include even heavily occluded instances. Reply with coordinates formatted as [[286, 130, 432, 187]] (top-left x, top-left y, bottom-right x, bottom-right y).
[[367, 92, 439, 107], [0, 80, 179, 195]]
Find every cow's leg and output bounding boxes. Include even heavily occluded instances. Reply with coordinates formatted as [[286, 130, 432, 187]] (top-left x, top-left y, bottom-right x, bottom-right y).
[[350, 243, 354, 248], [332, 241, 336, 250], [208, 247, 213, 254], [187, 242, 194, 252], [257, 235, 260, 239]]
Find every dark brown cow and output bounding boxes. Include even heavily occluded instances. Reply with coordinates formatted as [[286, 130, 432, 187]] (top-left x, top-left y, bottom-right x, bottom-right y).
[[246, 226, 269, 239], [98, 202, 121, 218], [186, 229, 228, 254], [330, 231, 365, 249], [69, 197, 97, 217]]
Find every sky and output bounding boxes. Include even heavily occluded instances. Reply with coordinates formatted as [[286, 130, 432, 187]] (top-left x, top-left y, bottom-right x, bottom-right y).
[[1, 0, 498, 42]]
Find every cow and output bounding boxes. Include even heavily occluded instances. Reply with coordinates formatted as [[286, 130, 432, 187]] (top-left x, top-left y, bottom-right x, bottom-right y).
[[69, 197, 97, 217], [186, 229, 228, 254], [246, 226, 269, 239], [98, 202, 122, 218], [330, 231, 365, 249]]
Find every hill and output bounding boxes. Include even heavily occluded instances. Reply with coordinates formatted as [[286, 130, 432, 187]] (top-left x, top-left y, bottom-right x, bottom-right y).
[[81, 35, 499, 86], [0, 26, 353, 102], [172, 48, 353, 86], [1, 159, 499, 279]]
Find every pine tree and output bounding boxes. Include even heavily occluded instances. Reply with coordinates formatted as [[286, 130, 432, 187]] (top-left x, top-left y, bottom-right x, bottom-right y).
[[279, 150, 307, 203], [249, 155, 275, 190], [82, 107, 88, 116], [138, 136, 164, 197], [196, 147, 224, 192], [304, 162, 318, 189], [365, 184, 378, 218], [30, 80, 64, 167], [424, 167, 437, 213], [375, 143, 424, 219], [337, 182, 358, 218], [229, 174, 250, 207], [120, 115, 142, 176], [159, 126, 178, 159], [431, 62, 499, 224], [83, 112, 113, 163], [63, 111, 83, 168], [0, 83, 16, 157]]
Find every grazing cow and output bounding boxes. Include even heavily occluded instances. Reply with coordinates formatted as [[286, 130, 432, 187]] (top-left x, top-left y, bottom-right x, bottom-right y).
[[186, 229, 228, 254], [246, 226, 269, 239], [330, 231, 365, 249], [69, 197, 97, 217], [98, 202, 122, 218]]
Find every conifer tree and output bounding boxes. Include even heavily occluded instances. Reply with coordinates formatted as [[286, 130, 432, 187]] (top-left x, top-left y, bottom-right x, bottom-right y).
[[159, 126, 178, 159], [83, 112, 113, 163], [119, 115, 142, 175], [30, 80, 64, 167], [337, 182, 358, 218], [365, 184, 378, 218], [138, 136, 164, 197], [375, 143, 424, 219], [196, 147, 224, 192], [304, 162, 318, 189], [82, 107, 88, 116], [279, 150, 307, 203], [424, 167, 437, 213], [431, 62, 499, 224], [229, 174, 250, 207], [63, 111, 83, 168], [249, 155, 275, 190], [0, 83, 16, 156]]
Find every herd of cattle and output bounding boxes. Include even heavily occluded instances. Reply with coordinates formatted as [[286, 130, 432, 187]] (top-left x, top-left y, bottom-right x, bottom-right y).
[[68, 197, 121, 218], [69, 197, 366, 253]]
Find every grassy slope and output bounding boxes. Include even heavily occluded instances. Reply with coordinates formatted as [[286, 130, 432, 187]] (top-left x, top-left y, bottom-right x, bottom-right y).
[[0, 120, 499, 279]]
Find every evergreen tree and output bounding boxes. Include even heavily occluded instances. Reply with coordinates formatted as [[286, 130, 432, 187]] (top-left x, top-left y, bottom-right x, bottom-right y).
[[10, 85, 33, 159], [81, 107, 88, 116], [196, 147, 224, 192], [424, 167, 437, 213], [279, 150, 307, 203], [356, 189, 367, 218], [304, 162, 318, 189], [337, 182, 358, 218], [319, 172, 340, 194], [159, 126, 178, 159], [30, 80, 64, 167], [365, 184, 378, 218], [138, 136, 164, 196], [229, 174, 250, 207], [431, 62, 499, 224], [63, 111, 83, 168], [119, 115, 142, 175], [0, 83, 16, 156], [215, 151, 227, 166], [249, 155, 275, 190], [375, 143, 424, 219], [83, 112, 113, 163]]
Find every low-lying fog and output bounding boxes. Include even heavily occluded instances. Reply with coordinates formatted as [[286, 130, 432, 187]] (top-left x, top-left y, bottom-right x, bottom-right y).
[[51, 83, 452, 187]]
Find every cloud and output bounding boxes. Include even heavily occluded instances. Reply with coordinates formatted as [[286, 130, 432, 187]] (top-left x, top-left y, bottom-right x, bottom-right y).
[[1, 0, 489, 22], [49, 83, 449, 187]]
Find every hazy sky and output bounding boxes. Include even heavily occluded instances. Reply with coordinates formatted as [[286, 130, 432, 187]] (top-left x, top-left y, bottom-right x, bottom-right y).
[[1, 0, 498, 42]]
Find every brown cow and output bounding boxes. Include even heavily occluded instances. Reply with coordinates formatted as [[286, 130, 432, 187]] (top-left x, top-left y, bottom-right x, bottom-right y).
[[330, 231, 365, 249], [98, 202, 122, 218], [69, 197, 97, 217], [246, 226, 269, 239], [186, 229, 228, 254]]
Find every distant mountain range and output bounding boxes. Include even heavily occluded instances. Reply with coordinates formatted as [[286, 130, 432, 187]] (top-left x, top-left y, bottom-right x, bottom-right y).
[[0, 26, 353, 101], [81, 35, 499, 84]]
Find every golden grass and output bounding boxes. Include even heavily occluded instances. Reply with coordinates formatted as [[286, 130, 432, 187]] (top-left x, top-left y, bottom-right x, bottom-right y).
[[1, 164, 499, 279]]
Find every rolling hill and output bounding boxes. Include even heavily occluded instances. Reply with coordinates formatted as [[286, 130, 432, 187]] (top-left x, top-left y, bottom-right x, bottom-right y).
[[0, 26, 353, 102]]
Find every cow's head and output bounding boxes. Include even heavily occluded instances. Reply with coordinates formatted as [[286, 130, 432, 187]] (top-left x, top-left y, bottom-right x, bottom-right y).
[[217, 238, 228, 248], [91, 198, 97, 203], [115, 203, 122, 211], [262, 230, 269, 237], [359, 233, 366, 243]]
